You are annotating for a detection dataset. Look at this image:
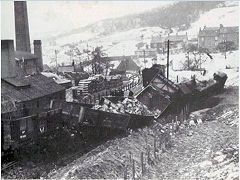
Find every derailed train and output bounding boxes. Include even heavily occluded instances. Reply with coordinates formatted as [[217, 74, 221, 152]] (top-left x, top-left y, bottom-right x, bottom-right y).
[[1, 69, 228, 157]]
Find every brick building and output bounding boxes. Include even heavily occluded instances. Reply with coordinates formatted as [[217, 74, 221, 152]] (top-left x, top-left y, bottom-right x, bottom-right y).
[[198, 24, 239, 52], [1, 1, 66, 118]]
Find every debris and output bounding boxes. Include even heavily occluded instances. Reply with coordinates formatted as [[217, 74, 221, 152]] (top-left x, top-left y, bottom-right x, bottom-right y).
[[197, 119, 203, 125], [189, 120, 196, 126], [92, 97, 161, 116]]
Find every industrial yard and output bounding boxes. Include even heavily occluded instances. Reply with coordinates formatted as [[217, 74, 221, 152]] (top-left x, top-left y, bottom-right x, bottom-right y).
[[1, 1, 239, 179]]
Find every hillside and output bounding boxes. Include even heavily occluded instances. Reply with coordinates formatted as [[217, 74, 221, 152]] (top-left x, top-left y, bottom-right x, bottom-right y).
[[42, 1, 238, 66], [51, 1, 223, 40]]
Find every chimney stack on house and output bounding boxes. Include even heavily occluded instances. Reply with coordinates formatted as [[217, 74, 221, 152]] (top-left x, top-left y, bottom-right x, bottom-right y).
[[14, 1, 31, 53], [34, 40, 43, 72], [1, 40, 17, 78]]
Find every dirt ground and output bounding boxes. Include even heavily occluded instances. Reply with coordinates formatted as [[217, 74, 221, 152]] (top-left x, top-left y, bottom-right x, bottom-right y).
[[46, 86, 238, 179]]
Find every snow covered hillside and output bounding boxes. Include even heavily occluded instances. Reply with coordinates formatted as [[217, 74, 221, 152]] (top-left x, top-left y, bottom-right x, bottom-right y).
[[42, 1, 238, 68], [187, 2, 239, 36]]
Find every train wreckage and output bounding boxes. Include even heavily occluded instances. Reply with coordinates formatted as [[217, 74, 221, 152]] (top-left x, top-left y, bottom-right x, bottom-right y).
[[2, 63, 228, 158]]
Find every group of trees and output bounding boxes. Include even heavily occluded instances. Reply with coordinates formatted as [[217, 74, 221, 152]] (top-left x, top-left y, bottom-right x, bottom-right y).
[[62, 44, 110, 75], [182, 40, 236, 70], [183, 44, 211, 70], [216, 41, 236, 59]]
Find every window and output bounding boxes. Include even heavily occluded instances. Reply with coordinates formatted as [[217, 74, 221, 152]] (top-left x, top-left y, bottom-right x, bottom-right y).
[[202, 37, 204, 41], [215, 36, 218, 41], [37, 100, 39, 108], [20, 118, 27, 139]]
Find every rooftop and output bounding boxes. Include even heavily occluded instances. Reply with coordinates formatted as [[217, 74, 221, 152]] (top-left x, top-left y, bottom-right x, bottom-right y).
[[1, 74, 65, 103]]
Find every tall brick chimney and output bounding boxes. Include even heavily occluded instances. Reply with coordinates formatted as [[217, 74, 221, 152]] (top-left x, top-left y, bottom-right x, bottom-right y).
[[34, 40, 43, 72], [1, 40, 17, 78], [14, 1, 31, 52]]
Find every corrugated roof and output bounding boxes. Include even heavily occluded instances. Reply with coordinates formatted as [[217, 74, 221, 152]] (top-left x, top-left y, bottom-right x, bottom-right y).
[[1, 74, 65, 103], [3, 76, 30, 87]]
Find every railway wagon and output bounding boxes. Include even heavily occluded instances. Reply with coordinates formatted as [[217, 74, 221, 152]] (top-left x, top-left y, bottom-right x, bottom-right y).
[[198, 72, 228, 97], [61, 102, 130, 131], [1, 108, 62, 157], [104, 96, 154, 129]]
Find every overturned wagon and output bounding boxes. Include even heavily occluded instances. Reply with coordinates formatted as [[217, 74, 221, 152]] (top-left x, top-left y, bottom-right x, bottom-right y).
[[62, 102, 130, 131], [103, 96, 154, 129]]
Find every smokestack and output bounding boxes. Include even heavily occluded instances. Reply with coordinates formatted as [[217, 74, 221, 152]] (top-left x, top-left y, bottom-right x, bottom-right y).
[[34, 40, 43, 72], [1, 40, 17, 78], [14, 1, 31, 52]]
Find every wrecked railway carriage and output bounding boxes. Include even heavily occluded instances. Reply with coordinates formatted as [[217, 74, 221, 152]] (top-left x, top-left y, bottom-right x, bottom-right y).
[[137, 69, 227, 121]]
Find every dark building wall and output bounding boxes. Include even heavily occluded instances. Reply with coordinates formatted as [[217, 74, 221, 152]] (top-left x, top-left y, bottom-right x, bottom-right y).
[[14, 1, 31, 52], [1, 40, 17, 78], [16, 91, 65, 117], [198, 36, 218, 51], [219, 33, 239, 47]]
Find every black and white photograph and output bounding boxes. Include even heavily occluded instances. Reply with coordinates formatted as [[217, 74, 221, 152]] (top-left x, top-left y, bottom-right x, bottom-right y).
[[1, 0, 239, 179]]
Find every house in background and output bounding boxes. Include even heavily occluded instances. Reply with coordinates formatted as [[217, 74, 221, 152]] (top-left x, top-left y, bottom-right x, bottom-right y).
[[135, 48, 157, 58], [198, 24, 239, 52], [58, 64, 75, 73], [150, 33, 188, 51]]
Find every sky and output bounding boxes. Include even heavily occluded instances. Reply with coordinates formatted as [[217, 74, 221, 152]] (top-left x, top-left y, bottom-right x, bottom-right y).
[[1, 1, 173, 40]]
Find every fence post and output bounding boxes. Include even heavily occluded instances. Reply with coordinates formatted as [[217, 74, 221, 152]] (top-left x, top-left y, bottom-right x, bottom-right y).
[[141, 152, 144, 176], [176, 116, 179, 132], [124, 165, 127, 180], [154, 138, 157, 159], [132, 159, 135, 180], [147, 148, 150, 164], [129, 152, 132, 163]]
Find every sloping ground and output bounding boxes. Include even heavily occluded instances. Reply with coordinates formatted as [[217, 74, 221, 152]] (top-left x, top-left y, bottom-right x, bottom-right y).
[[47, 86, 239, 179]]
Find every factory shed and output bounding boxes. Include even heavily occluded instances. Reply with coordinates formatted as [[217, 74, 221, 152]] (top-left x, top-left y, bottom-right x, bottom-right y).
[[1, 74, 66, 118], [2, 74, 65, 102]]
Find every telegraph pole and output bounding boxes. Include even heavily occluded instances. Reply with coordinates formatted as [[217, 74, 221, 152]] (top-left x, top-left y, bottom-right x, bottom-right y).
[[55, 50, 59, 72], [167, 40, 170, 79], [143, 50, 146, 68]]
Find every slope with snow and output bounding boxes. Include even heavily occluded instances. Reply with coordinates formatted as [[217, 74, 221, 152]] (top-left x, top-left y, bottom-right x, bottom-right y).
[[187, 2, 239, 36]]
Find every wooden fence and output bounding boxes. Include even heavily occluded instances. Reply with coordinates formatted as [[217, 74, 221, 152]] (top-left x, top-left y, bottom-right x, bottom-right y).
[[122, 112, 190, 179]]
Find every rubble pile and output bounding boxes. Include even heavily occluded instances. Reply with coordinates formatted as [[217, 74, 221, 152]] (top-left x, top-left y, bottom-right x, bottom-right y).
[[92, 97, 161, 117], [92, 98, 121, 114]]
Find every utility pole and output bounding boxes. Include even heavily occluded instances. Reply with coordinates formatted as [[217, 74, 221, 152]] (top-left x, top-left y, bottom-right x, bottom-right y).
[[167, 40, 170, 79], [143, 50, 146, 68], [55, 50, 59, 72]]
